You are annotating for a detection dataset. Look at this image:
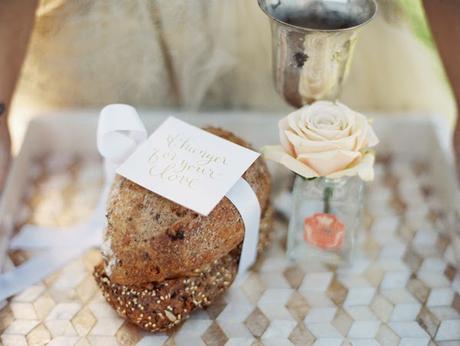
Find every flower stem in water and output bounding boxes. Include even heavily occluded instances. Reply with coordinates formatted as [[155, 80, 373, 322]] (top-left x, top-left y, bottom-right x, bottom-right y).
[[323, 186, 333, 214]]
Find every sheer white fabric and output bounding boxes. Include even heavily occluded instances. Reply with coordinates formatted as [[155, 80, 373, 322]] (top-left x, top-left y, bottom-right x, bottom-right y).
[[10, 0, 455, 148], [14, 0, 280, 111]]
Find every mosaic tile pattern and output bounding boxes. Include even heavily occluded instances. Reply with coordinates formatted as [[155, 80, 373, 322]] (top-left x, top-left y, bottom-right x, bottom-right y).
[[1, 151, 460, 345]]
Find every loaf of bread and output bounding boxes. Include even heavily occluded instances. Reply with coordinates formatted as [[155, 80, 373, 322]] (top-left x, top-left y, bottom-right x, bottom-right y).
[[94, 127, 273, 332], [101, 128, 271, 285], [94, 206, 273, 332]]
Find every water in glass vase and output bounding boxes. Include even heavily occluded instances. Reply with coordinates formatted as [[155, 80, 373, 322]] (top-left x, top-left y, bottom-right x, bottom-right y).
[[287, 175, 364, 265]]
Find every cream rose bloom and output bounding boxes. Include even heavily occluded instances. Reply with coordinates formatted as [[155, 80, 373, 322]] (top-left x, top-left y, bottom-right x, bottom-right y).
[[263, 101, 379, 181]]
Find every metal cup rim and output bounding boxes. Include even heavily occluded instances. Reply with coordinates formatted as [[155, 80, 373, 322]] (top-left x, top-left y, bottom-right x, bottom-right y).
[[257, 0, 378, 33]]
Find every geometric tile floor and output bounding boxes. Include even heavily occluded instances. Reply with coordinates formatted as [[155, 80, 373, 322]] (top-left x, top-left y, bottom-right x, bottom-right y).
[[1, 152, 460, 345]]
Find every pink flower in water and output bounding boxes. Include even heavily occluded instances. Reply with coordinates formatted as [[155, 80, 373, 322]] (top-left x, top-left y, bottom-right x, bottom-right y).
[[304, 213, 345, 250]]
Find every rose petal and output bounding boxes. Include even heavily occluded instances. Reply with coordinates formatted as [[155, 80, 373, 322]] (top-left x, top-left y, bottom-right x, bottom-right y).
[[262, 145, 319, 178], [366, 124, 379, 147], [297, 150, 361, 176], [303, 101, 353, 140], [289, 110, 328, 142], [327, 151, 376, 181], [285, 129, 357, 153], [353, 113, 379, 149], [299, 125, 330, 141], [279, 117, 296, 155]]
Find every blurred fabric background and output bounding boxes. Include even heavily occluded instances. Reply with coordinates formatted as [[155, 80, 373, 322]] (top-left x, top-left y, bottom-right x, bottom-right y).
[[9, 0, 455, 149]]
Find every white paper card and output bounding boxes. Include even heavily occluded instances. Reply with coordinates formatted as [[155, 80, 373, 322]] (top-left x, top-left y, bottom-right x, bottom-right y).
[[117, 117, 260, 216]]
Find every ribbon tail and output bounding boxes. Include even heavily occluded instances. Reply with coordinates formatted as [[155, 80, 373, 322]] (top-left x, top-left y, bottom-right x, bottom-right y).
[[0, 226, 102, 302], [0, 246, 87, 302], [225, 178, 261, 277], [10, 225, 103, 250], [9, 226, 81, 250]]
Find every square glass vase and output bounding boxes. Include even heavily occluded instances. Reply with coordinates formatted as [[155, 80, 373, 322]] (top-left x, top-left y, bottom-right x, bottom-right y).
[[287, 175, 364, 265]]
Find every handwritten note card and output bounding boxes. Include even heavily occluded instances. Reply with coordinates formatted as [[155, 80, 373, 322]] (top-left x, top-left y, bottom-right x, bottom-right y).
[[117, 117, 260, 215]]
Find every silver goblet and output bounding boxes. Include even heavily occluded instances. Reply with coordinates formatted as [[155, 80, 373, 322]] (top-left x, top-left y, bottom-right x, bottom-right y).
[[258, 0, 377, 107]]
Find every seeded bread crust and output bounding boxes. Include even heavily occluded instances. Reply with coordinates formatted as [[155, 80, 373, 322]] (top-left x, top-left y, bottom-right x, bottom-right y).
[[94, 206, 274, 332], [103, 127, 271, 285]]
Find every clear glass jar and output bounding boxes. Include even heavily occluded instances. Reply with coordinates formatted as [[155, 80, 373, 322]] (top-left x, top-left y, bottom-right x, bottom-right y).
[[287, 175, 364, 265]]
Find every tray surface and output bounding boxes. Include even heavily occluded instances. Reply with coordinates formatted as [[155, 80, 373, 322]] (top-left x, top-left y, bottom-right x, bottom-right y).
[[1, 114, 460, 345]]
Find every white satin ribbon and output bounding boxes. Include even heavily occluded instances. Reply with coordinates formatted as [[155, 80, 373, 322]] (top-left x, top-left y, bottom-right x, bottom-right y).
[[226, 178, 261, 274], [0, 104, 261, 301], [0, 105, 146, 302]]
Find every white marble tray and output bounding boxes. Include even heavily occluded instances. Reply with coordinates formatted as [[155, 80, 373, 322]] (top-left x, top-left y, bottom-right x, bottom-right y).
[[1, 111, 460, 345]]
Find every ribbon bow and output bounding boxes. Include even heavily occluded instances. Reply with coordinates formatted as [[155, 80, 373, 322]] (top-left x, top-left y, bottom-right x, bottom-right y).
[[0, 104, 261, 302]]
